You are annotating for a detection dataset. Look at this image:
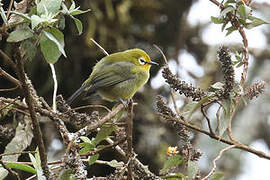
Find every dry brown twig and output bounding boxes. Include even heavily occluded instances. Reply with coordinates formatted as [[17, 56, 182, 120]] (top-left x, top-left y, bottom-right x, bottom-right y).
[[0, 67, 21, 88], [202, 145, 236, 180]]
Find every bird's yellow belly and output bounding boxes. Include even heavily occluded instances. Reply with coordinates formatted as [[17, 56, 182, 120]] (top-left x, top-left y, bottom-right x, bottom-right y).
[[97, 76, 148, 101]]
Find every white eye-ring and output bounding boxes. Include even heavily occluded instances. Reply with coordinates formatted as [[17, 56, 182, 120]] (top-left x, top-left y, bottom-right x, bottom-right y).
[[138, 57, 146, 65]]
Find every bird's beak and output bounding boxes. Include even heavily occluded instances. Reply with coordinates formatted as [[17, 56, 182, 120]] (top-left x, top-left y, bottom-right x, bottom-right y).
[[146, 61, 159, 66]]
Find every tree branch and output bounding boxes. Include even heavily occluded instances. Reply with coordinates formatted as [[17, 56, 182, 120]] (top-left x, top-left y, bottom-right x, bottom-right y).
[[0, 67, 22, 89], [126, 100, 134, 180], [75, 103, 124, 137], [161, 114, 270, 160], [15, 52, 51, 179], [0, 50, 17, 72]]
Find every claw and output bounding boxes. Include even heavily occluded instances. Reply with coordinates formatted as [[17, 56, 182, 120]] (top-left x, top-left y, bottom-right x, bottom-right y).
[[119, 98, 129, 108]]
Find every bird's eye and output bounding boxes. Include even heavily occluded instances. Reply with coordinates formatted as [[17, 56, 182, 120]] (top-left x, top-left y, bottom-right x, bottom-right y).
[[138, 57, 146, 65]]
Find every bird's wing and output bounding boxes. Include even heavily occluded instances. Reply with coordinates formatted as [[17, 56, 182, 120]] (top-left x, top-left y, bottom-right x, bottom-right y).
[[67, 61, 135, 104], [84, 61, 135, 93]]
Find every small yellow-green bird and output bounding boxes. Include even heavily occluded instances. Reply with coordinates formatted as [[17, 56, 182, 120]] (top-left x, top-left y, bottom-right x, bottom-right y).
[[67, 48, 158, 104]]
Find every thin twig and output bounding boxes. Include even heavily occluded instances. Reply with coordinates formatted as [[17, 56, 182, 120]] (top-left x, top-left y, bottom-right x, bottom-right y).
[[215, 105, 222, 133], [126, 99, 134, 180], [75, 103, 124, 137], [90, 38, 109, 56], [0, 86, 19, 92], [201, 106, 214, 135], [6, 0, 14, 20], [49, 63, 57, 112], [0, 97, 19, 112], [9, 107, 30, 116], [202, 145, 236, 180], [25, 174, 36, 180], [0, 67, 21, 88], [0, 151, 36, 158], [106, 137, 126, 156], [0, 49, 17, 71], [0, 160, 21, 180]]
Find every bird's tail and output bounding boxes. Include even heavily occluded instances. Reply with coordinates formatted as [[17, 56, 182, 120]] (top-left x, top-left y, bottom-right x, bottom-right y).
[[66, 85, 87, 105]]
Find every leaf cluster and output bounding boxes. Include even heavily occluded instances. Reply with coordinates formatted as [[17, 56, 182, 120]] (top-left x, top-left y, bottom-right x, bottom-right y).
[[2, 0, 90, 64], [211, 0, 269, 36]]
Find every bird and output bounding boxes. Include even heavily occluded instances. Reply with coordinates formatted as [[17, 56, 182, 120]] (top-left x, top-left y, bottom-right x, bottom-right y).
[[66, 48, 158, 105]]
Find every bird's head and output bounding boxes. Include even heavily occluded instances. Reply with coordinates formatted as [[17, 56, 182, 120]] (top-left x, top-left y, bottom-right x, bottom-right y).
[[124, 48, 158, 71]]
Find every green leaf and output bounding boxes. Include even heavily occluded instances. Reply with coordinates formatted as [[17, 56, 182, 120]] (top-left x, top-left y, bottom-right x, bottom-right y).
[[70, 0, 76, 11], [220, 6, 234, 17], [211, 16, 223, 24], [236, 61, 244, 68], [10, 11, 31, 21], [61, 3, 69, 14], [29, 153, 38, 171], [210, 172, 224, 180], [88, 154, 99, 166], [224, 0, 236, 6], [235, 54, 242, 62], [221, 20, 229, 32], [80, 136, 91, 143], [59, 169, 76, 180], [183, 96, 212, 121], [35, 148, 41, 170], [187, 160, 198, 179], [246, 16, 270, 29], [31, 15, 42, 29], [0, 6, 7, 25], [71, 16, 83, 35], [225, 26, 237, 36], [37, 0, 62, 15], [58, 14, 65, 30], [29, 151, 46, 180], [30, 14, 58, 29], [43, 27, 66, 57], [210, 82, 224, 90], [237, 4, 251, 20], [7, 27, 34, 42], [107, 160, 125, 169], [163, 173, 186, 180], [40, 27, 66, 63], [70, 9, 91, 16], [4, 162, 36, 174], [160, 155, 183, 174], [40, 33, 61, 63], [20, 40, 37, 61], [93, 124, 116, 145], [79, 146, 92, 154], [217, 99, 232, 137]]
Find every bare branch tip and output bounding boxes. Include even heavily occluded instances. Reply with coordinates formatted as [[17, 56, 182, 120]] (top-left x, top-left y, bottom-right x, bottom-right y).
[[153, 44, 168, 65]]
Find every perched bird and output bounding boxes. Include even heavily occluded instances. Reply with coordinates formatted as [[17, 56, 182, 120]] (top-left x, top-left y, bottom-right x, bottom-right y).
[[67, 48, 158, 104]]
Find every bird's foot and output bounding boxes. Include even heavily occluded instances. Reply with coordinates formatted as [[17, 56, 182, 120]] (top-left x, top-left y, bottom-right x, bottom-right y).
[[119, 98, 130, 108]]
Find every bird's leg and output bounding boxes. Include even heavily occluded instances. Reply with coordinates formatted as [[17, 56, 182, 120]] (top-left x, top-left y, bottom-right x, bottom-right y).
[[119, 98, 129, 108]]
